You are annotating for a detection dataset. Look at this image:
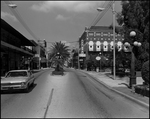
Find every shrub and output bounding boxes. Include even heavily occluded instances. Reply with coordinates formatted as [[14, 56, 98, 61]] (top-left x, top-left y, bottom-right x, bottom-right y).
[[141, 60, 149, 85]]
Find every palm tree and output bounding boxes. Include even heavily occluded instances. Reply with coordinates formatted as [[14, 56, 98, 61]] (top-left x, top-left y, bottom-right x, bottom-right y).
[[49, 41, 70, 71]]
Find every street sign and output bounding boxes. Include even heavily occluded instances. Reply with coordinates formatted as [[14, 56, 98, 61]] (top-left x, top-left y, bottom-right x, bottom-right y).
[[96, 56, 101, 60]]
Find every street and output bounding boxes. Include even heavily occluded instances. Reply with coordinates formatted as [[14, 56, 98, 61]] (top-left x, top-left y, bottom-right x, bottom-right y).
[[1, 69, 149, 118]]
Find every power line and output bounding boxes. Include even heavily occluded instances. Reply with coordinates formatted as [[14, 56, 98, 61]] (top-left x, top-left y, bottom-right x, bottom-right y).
[[89, 1, 107, 27], [90, 1, 113, 28], [5, 1, 39, 42], [91, 1, 113, 27]]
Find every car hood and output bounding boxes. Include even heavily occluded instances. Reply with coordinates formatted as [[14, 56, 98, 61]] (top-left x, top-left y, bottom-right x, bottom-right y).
[[1, 77, 28, 83]]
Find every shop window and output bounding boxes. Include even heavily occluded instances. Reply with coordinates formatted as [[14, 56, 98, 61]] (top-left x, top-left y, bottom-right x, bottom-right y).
[[89, 41, 94, 51], [96, 41, 101, 51], [103, 41, 108, 51]]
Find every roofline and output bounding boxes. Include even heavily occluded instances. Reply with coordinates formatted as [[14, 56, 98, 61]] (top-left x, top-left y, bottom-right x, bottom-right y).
[[1, 18, 35, 46]]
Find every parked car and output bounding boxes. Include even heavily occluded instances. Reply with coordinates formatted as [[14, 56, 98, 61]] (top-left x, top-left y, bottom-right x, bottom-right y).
[[1, 70, 35, 92]]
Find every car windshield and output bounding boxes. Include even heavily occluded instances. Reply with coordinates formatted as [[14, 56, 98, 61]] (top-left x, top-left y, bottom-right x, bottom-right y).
[[6, 71, 28, 77]]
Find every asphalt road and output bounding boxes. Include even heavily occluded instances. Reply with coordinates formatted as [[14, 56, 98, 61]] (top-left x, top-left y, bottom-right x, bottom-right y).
[[1, 68, 149, 118]]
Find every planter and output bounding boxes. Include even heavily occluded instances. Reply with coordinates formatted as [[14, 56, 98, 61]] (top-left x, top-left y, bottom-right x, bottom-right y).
[[134, 85, 149, 97], [52, 70, 64, 75], [145, 88, 149, 97]]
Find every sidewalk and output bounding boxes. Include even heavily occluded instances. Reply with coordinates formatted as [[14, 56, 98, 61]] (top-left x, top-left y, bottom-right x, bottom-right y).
[[80, 70, 149, 106]]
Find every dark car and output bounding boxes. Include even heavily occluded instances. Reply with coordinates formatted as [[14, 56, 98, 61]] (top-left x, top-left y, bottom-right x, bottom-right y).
[[116, 65, 125, 76]]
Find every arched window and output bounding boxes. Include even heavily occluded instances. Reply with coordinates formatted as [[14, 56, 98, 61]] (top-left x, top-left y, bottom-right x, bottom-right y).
[[110, 41, 113, 50], [89, 41, 94, 51], [117, 41, 122, 51], [103, 41, 108, 51], [96, 41, 101, 51]]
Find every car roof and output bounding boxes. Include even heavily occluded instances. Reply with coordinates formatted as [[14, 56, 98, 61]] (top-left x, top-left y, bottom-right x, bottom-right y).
[[8, 70, 29, 72]]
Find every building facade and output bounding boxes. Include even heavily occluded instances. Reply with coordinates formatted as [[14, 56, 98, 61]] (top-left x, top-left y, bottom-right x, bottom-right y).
[[1, 19, 36, 76], [79, 26, 128, 69]]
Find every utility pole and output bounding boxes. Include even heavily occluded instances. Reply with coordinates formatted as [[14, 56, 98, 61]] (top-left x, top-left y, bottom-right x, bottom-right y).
[[112, 0, 116, 80], [78, 47, 80, 69], [38, 40, 41, 69]]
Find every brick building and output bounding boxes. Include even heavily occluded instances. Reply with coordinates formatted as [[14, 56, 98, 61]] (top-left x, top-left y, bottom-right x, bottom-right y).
[[79, 26, 128, 69]]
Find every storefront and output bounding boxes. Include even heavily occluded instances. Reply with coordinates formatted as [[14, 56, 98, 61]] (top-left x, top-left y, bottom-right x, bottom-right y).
[[1, 19, 35, 76]]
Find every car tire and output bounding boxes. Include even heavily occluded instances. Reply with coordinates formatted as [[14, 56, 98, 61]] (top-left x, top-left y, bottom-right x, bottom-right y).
[[30, 81, 34, 87], [24, 84, 29, 93]]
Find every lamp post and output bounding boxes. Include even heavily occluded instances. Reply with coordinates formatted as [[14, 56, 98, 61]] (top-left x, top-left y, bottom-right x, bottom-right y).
[[8, 3, 17, 8], [124, 31, 141, 89], [99, 52, 102, 72], [97, 0, 116, 79], [96, 52, 101, 72], [78, 47, 80, 69]]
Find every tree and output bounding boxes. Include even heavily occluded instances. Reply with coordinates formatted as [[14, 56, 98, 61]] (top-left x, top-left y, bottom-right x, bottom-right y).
[[116, 1, 149, 83], [49, 41, 70, 70], [141, 60, 149, 85], [116, 1, 149, 59]]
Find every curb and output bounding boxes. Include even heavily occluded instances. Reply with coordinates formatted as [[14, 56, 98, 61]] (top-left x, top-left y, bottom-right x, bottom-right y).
[[79, 70, 149, 110]]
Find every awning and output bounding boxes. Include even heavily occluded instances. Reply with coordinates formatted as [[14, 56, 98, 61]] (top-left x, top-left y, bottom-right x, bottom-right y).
[[1, 19, 35, 46]]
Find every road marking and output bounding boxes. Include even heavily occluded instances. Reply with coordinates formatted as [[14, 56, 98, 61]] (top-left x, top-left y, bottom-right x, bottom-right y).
[[43, 88, 54, 118]]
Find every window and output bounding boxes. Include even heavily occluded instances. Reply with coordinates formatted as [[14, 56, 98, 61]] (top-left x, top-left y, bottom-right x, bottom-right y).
[[103, 33, 107, 36], [89, 41, 94, 51], [96, 41, 101, 51], [88, 32, 94, 36], [6, 71, 28, 77], [103, 41, 108, 51], [108, 32, 110, 37], [117, 41, 122, 51], [96, 32, 101, 36], [110, 41, 114, 50]]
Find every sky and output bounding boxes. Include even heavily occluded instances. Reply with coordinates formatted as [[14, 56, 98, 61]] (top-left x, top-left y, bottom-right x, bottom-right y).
[[1, 1, 122, 49]]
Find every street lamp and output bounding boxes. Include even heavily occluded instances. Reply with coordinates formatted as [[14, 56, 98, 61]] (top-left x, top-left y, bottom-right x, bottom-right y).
[[124, 31, 141, 89], [8, 3, 17, 8], [96, 52, 101, 72], [97, 0, 116, 80]]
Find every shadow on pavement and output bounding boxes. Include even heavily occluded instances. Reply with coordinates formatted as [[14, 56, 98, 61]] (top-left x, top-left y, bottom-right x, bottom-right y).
[[1, 84, 37, 95], [118, 83, 130, 88]]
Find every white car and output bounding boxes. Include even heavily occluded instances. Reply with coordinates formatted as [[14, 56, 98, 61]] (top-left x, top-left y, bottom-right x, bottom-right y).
[[1, 70, 35, 92]]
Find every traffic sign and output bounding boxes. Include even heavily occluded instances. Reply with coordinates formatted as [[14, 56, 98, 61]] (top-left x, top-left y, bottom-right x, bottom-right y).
[[96, 56, 101, 60]]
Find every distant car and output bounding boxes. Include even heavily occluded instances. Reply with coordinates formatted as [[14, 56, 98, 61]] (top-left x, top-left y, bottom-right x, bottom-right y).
[[116, 67, 125, 73], [1, 70, 35, 92]]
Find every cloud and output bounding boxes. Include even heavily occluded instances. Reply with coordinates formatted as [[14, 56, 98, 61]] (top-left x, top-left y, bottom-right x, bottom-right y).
[[61, 41, 70, 46], [31, 1, 105, 13], [56, 14, 70, 21], [1, 11, 18, 22]]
